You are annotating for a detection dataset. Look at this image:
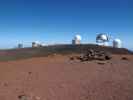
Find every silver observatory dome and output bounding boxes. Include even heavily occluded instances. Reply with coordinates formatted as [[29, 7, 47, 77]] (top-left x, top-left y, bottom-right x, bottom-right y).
[[113, 38, 122, 48]]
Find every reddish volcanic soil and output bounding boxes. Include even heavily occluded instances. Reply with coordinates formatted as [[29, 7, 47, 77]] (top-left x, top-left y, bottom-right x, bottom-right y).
[[0, 54, 133, 100]]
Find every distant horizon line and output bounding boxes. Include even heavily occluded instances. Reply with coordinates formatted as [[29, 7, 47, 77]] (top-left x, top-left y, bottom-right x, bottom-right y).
[[0, 43, 132, 51]]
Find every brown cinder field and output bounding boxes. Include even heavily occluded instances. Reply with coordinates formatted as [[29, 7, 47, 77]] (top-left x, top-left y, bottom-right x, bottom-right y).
[[0, 54, 133, 100]]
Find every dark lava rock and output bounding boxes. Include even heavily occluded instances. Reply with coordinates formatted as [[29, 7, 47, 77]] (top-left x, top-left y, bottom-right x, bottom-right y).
[[28, 72, 32, 75], [18, 95, 28, 100], [105, 53, 112, 60], [3, 82, 8, 87], [70, 57, 75, 60], [121, 57, 129, 60]]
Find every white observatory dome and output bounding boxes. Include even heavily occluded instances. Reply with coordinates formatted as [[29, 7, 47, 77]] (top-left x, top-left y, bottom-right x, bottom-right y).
[[96, 34, 108, 42], [41, 43, 47, 46], [113, 38, 122, 48], [101, 34, 108, 41], [75, 35, 82, 41], [35, 41, 40, 44], [96, 33, 109, 46], [72, 34, 82, 45], [32, 41, 41, 47]]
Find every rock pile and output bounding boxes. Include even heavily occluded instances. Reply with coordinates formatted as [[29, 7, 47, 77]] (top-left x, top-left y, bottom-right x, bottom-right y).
[[70, 49, 112, 62]]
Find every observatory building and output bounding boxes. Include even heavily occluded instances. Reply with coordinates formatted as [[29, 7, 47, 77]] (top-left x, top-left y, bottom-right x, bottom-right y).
[[32, 41, 41, 48], [18, 43, 23, 48], [113, 39, 122, 48], [96, 33, 109, 46], [72, 35, 82, 45]]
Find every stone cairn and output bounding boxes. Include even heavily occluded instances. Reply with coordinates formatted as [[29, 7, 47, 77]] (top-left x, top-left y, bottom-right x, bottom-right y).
[[70, 49, 112, 62], [80, 49, 112, 61]]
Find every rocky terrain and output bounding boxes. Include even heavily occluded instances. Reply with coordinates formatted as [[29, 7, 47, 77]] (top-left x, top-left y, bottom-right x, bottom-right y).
[[0, 53, 133, 100], [0, 45, 133, 100]]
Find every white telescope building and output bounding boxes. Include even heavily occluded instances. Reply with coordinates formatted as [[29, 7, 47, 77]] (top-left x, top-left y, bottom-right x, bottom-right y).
[[32, 41, 41, 47], [72, 35, 82, 45], [113, 38, 122, 48], [96, 33, 109, 46]]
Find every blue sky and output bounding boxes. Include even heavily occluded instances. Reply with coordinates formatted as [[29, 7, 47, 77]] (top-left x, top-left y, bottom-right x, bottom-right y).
[[0, 0, 132, 49]]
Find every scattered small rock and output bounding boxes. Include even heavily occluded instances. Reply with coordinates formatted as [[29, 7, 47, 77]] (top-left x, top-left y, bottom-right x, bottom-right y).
[[105, 55, 111, 60], [121, 57, 129, 60], [105, 52, 112, 60], [70, 57, 74, 60], [3, 82, 8, 87], [97, 62, 106, 65], [28, 72, 32, 75], [18, 95, 28, 100]]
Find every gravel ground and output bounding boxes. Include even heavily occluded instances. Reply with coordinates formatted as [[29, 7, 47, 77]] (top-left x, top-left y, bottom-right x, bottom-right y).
[[0, 54, 133, 100]]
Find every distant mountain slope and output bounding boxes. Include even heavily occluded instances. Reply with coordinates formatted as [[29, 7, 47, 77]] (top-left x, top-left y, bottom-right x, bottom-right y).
[[0, 44, 132, 61]]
